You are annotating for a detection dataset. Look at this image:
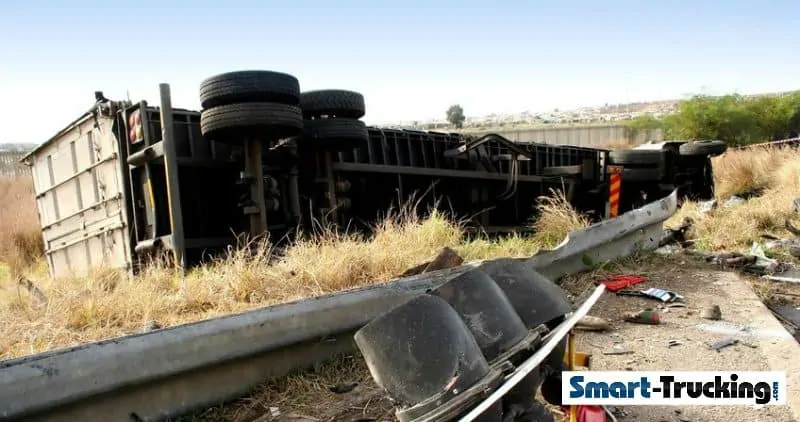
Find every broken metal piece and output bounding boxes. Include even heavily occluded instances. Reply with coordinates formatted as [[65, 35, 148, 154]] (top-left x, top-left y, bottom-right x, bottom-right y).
[[641, 287, 684, 303], [709, 337, 739, 352], [603, 344, 633, 355], [616, 289, 647, 298]]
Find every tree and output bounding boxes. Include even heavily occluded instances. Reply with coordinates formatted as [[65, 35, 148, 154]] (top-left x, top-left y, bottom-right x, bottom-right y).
[[446, 104, 466, 128], [623, 91, 800, 146]]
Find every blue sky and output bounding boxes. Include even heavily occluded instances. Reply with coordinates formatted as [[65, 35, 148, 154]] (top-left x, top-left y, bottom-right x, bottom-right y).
[[1, 0, 799, 144]]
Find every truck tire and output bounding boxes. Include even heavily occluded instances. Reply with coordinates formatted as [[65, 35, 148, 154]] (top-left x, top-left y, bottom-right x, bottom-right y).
[[199, 70, 300, 109], [200, 103, 303, 140], [621, 167, 663, 182], [679, 140, 727, 156], [300, 90, 366, 119], [302, 118, 369, 149], [608, 150, 665, 166]]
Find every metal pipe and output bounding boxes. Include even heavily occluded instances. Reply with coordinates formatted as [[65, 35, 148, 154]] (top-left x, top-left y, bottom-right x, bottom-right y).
[[245, 139, 268, 236], [287, 146, 302, 225], [158, 83, 186, 271]]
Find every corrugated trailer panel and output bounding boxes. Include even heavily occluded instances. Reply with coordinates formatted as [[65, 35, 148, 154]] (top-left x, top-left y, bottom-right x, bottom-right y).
[[29, 112, 132, 279]]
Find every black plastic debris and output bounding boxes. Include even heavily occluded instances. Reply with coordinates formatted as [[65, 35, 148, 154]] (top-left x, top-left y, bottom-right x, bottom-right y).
[[429, 269, 545, 419], [354, 294, 504, 422]]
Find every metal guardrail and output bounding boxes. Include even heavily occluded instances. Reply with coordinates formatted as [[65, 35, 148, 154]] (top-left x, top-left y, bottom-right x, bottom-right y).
[[0, 190, 679, 422], [733, 137, 800, 150]]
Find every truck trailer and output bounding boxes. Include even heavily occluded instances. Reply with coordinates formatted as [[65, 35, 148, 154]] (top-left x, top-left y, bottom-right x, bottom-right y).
[[20, 71, 726, 279]]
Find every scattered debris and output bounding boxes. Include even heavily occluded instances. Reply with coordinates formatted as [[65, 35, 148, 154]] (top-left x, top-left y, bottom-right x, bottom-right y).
[[599, 275, 646, 292], [698, 199, 717, 214], [739, 187, 766, 200], [141, 320, 162, 332], [654, 244, 682, 255], [763, 272, 800, 284], [284, 414, 322, 421], [576, 405, 610, 422], [623, 310, 661, 325], [667, 339, 682, 348], [762, 237, 800, 257], [748, 242, 790, 274], [400, 246, 463, 277], [17, 276, 47, 309], [660, 217, 694, 247], [253, 407, 284, 422], [607, 406, 630, 418], [641, 287, 684, 303], [616, 290, 648, 298], [603, 344, 633, 355], [700, 305, 722, 321], [329, 382, 359, 394], [617, 288, 683, 303], [767, 304, 800, 328], [661, 303, 686, 313], [766, 303, 800, 341], [724, 196, 745, 208], [576, 315, 611, 331], [699, 243, 791, 275], [718, 253, 758, 267], [709, 337, 739, 352]]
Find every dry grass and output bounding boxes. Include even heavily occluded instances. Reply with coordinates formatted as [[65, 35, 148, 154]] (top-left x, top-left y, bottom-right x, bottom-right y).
[[531, 188, 592, 246], [0, 175, 43, 277], [666, 147, 800, 252], [189, 355, 389, 422], [0, 188, 590, 359], [5, 145, 799, 420]]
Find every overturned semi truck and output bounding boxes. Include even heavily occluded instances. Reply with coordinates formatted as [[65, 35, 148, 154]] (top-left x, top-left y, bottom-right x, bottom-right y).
[[20, 70, 726, 279]]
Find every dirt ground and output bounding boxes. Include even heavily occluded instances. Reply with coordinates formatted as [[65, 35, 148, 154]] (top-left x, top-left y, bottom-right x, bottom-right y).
[[188, 253, 800, 422], [573, 254, 800, 422]]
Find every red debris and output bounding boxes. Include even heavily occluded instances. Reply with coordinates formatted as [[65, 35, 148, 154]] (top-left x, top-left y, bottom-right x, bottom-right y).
[[623, 310, 661, 325], [577, 405, 607, 422], [600, 275, 646, 292]]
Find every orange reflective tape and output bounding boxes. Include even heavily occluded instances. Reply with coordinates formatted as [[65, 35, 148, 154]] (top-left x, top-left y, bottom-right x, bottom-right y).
[[608, 169, 622, 218]]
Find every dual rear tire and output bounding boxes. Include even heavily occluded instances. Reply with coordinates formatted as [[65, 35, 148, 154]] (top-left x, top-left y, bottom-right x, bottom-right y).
[[199, 71, 368, 149]]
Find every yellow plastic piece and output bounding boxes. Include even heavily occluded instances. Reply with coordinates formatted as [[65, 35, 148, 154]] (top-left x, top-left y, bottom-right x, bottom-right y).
[[563, 330, 593, 422]]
